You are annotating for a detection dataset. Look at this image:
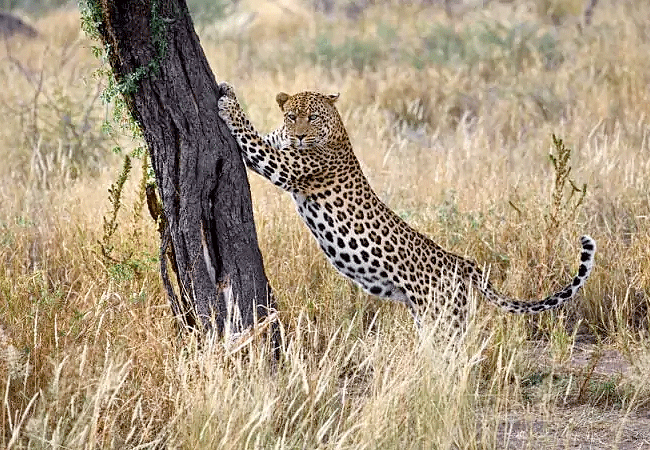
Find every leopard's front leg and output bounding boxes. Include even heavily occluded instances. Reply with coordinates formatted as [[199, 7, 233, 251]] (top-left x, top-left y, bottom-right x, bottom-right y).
[[217, 82, 306, 193], [218, 83, 283, 153], [218, 82, 274, 176]]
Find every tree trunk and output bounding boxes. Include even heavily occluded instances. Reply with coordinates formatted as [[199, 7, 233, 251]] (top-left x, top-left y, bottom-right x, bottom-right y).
[[91, 0, 276, 337]]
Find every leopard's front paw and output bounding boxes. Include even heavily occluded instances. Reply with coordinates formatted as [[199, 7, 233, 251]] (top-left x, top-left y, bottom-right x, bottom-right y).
[[218, 81, 237, 100]]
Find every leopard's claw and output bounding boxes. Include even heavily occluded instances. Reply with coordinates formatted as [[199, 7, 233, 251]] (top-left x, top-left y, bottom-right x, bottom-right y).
[[218, 81, 237, 100]]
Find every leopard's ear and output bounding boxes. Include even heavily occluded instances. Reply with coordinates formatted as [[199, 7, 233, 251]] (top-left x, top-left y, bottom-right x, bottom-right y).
[[276, 92, 290, 110], [326, 93, 340, 104]]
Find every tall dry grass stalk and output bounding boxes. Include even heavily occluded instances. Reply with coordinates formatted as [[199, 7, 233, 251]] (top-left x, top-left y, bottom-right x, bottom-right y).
[[2, 0, 650, 447]]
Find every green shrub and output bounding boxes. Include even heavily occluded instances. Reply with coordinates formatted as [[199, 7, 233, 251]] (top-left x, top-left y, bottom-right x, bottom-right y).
[[419, 21, 562, 71], [306, 33, 384, 72]]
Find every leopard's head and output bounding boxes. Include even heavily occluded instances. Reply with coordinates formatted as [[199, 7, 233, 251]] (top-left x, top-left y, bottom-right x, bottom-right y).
[[276, 91, 344, 149]]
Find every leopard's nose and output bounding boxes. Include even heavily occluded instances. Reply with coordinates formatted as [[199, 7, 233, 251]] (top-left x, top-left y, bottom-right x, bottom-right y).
[[296, 134, 306, 141]]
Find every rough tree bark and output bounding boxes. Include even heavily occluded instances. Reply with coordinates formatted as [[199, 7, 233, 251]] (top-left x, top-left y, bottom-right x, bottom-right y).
[[91, 0, 276, 337]]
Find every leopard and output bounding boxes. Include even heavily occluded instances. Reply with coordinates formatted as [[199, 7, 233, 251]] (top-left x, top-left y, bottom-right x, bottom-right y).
[[216, 81, 596, 333]]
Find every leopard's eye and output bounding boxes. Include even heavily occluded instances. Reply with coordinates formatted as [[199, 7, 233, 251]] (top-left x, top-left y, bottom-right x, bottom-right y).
[[286, 112, 297, 122], [308, 114, 319, 122]]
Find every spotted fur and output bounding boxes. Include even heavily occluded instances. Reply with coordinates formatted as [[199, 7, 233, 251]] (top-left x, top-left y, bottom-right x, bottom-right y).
[[217, 82, 596, 331]]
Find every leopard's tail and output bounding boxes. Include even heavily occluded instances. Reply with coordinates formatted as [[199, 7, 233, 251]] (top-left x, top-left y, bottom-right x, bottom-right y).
[[475, 235, 596, 314]]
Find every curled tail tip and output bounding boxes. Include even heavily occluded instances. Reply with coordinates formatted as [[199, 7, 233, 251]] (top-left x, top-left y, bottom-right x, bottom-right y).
[[579, 235, 596, 260], [578, 234, 596, 279], [580, 234, 596, 250]]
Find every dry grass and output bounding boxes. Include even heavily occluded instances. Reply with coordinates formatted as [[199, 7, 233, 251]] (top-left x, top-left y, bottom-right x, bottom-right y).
[[1, 0, 650, 448]]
